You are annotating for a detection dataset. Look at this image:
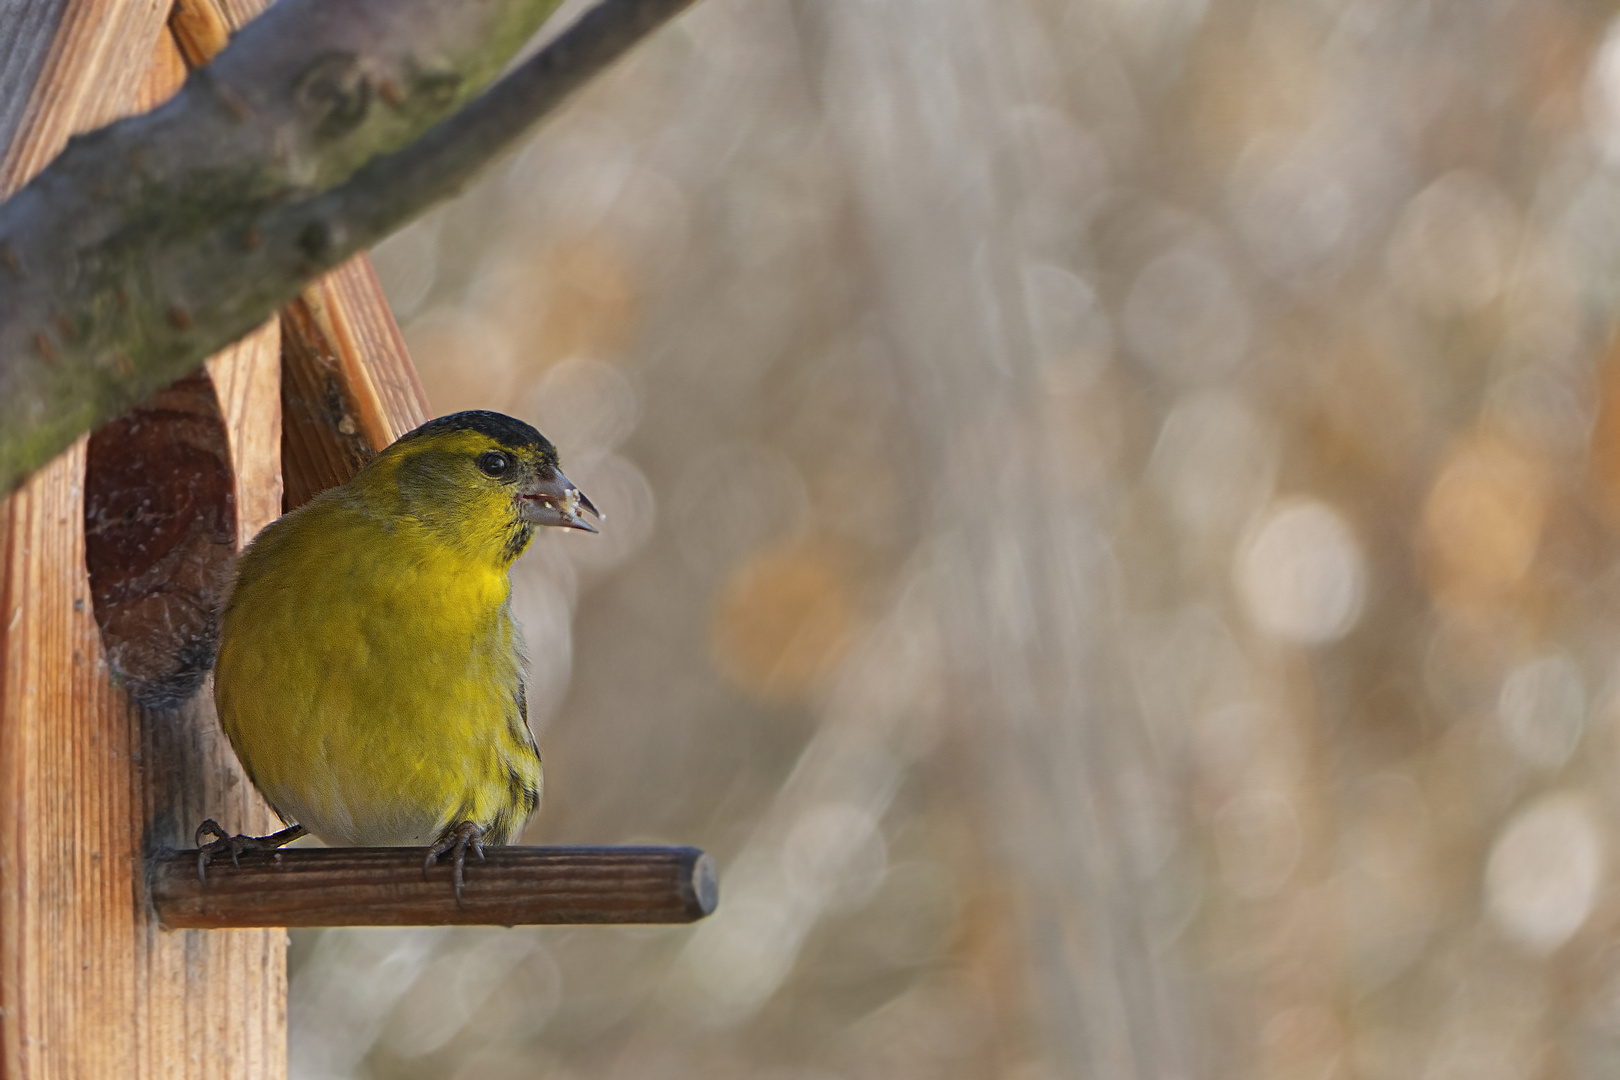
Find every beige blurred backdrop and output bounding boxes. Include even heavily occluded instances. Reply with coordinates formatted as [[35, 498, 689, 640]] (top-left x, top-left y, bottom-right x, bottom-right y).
[[287, 0, 1620, 1076]]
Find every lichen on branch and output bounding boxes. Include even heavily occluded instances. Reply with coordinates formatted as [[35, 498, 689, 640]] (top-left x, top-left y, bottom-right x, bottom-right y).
[[0, 0, 697, 496]]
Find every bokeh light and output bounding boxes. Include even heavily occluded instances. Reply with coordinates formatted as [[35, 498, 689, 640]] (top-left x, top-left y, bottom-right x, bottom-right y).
[[303, 0, 1620, 1075]]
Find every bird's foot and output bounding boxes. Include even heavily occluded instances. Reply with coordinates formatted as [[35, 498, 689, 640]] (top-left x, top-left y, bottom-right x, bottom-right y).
[[195, 819, 308, 883], [424, 821, 486, 907]]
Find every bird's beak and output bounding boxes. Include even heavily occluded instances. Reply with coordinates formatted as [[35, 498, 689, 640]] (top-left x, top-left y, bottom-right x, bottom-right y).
[[519, 466, 601, 532]]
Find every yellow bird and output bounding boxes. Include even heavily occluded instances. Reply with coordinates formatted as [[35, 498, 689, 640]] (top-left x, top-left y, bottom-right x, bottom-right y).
[[202, 410, 598, 897]]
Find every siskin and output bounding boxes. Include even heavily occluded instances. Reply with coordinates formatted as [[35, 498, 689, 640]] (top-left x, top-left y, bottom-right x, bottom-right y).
[[203, 410, 598, 897]]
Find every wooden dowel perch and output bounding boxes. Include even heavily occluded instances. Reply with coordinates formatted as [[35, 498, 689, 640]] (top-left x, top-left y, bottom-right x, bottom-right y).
[[152, 845, 718, 928]]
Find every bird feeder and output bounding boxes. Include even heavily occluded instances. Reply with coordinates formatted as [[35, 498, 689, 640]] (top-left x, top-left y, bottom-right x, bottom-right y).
[[0, 0, 714, 1073]]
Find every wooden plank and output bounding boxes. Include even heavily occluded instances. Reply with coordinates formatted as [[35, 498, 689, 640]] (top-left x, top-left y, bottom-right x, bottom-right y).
[[0, 0, 169, 189], [153, 846, 719, 928], [277, 257, 432, 510], [0, 1, 176, 1074], [277, 297, 375, 511], [134, 7, 189, 112], [130, 322, 285, 1080], [207, 326, 285, 542], [0, 445, 138, 1080], [0, 1, 69, 161], [128, 26, 287, 1080], [297, 260, 433, 449], [167, 0, 230, 68]]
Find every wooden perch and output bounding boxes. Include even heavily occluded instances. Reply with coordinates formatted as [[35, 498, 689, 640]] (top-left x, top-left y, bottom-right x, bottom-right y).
[[152, 845, 719, 928], [0, 0, 698, 497]]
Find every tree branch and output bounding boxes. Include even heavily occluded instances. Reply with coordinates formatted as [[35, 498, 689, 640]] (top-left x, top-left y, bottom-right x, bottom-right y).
[[0, 0, 698, 496]]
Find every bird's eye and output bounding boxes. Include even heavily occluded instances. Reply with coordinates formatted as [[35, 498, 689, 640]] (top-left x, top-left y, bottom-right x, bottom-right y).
[[477, 451, 510, 477]]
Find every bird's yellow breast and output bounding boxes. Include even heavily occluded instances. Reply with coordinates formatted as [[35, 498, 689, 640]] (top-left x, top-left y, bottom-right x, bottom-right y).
[[214, 489, 541, 847]]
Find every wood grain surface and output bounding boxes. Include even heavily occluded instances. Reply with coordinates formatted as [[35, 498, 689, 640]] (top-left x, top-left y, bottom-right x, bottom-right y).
[[0, 1, 171, 1072], [277, 297, 375, 511], [154, 846, 719, 928], [0, 0, 168, 189], [297, 259, 433, 453]]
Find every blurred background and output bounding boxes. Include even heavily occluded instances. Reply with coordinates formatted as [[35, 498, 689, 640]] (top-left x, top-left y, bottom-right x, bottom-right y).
[[288, 0, 1620, 1076]]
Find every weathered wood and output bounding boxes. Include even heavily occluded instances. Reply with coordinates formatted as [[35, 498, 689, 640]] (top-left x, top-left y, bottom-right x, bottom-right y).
[[0, 4, 175, 1076], [298, 259, 433, 449], [167, 0, 230, 68], [130, 325, 286, 1080], [0, 446, 138, 1080], [204, 329, 284, 544], [153, 846, 719, 928], [129, 29, 288, 1080], [278, 297, 375, 511], [277, 256, 430, 510], [0, 0, 169, 188]]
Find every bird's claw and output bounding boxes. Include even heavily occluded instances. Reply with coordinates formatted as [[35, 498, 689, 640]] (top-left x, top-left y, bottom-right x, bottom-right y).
[[194, 819, 308, 882], [423, 821, 487, 907]]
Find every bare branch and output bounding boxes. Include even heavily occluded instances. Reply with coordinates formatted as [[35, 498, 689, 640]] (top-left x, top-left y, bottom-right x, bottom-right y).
[[0, 0, 698, 495]]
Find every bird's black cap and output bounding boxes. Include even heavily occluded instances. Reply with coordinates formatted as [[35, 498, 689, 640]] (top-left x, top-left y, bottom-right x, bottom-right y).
[[395, 410, 555, 454]]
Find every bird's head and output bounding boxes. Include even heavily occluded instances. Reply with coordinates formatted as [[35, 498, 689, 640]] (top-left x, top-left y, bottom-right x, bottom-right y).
[[362, 410, 599, 566]]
